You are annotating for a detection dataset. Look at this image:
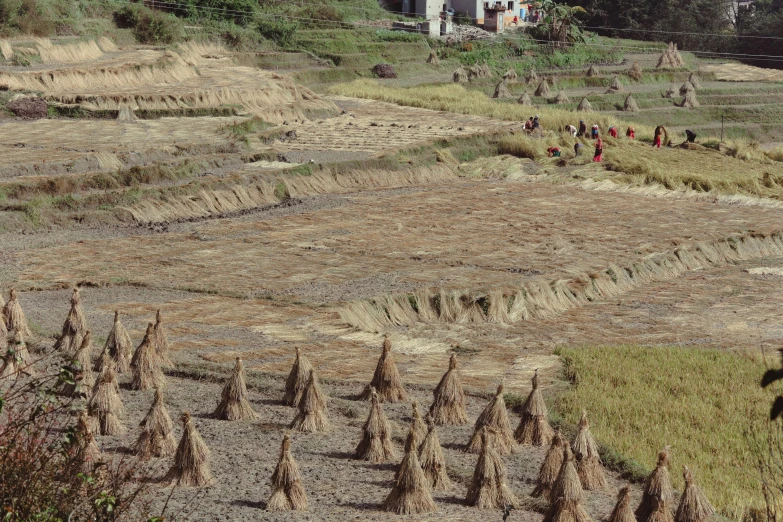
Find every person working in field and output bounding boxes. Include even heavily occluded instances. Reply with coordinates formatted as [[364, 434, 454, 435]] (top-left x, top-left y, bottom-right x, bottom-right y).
[[626, 126, 635, 139], [578, 120, 587, 138], [565, 124, 577, 137], [547, 146, 561, 157], [591, 124, 599, 139], [653, 125, 666, 148], [524, 117, 533, 131], [593, 137, 603, 162], [608, 126, 618, 138]]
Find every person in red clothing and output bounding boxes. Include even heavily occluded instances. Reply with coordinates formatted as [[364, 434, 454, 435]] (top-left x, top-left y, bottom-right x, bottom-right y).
[[653, 125, 665, 148], [593, 137, 603, 162], [608, 126, 618, 138], [547, 146, 561, 157], [626, 126, 635, 139]]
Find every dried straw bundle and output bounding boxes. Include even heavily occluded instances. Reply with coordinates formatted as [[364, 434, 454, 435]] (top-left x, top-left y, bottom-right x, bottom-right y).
[[163, 412, 213, 487], [9, 330, 31, 369], [0, 314, 6, 351], [609, 487, 636, 522], [503, 69, 518, 81], [55, 288, 87, 353], [131, 323, 165, 391], [153, 310, 173, 369], [515, 370, 554, 446], [466, 383, 516, 455], [680, 91, 699, 108], [636, 448, 675, 522], [67, 331, 95, 395], [453, 67, 469, 83], [553, 90, 570, 104], [676, 466, 714, 522], [679, 81, 694, 96], [0, 346, 18, 380], [544, 446, 594, 522], [77, 411, 101, 474], [284, 346, 313, 406], [360, 337, 407, 402], [526, 67, 539, 83], [290, 369, 329, 433], [532, 430, 565, 501], [572, 410, 606, 490], [267, 434, 308, 511], [629, 61, 643, 80], [88, 358, 125, 436], [410, 401, 427, 445], [671, 43, 685, 66], [624, 94, 640, 112], [479, 62, 492, 78], [518, 92, 533, 106], [535, 79, 551, 97], [355, 387, 396, 463], [577, 97, 593, 111], [419, 423, 451, 491], [586, 65, 600, 77], [3, 289, 31, 338], [135, 388, 177, 459], [429, 354, 468, 425], [214, 357, 259, 421], [466, 429, 518, 509], [427, 50, 439, 65], [687, 72, 701, 90], [606, 76, 624, 93], [492, 80, 513, 99], [383, 429, 436, 514], [663, 84, 677, 98], [105, 310, 133, 373]]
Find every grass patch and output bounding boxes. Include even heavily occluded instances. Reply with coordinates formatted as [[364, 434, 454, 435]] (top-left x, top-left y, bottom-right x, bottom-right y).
[[554, 345, 779, 520]]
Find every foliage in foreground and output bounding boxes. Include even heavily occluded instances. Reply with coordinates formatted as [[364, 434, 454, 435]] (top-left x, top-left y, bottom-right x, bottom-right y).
[[554, 345, 778, 520]]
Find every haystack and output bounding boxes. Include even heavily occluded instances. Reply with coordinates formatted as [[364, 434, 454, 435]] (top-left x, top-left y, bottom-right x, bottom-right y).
[[162, 412, 213, 487], [153, 310, 173, 369], [624, 94, 640, 112], [572, 410, 606, 490], [671, 43, 685, 67], [518, 92, 533, 106], [679, 81, 694, 96], [419, 423, 451, 491], [676, 466, 715, 522], [88, 358, 125, 436], [74, 331, 95, 390], [479, 62, 492, 78], [586, 65, 600, 77], [355, 387, 396, 463], [493, 79, 513, 99], [544, 446, 594, 522], [427, 50, 439, 65], [553, 90, 570, 104], [466, 383, 516, 455], [117, 105, 137, 122], [0, 314, 6, 350], [636, 447, 675, 522], [411, 401, 428, 445], [284, 346, 312, 406], [383, 429, 436, 514], [77, 411, 101, 474], [680, 91, 699, 108], [0, 345, 18, 380], [532, 430, 565, 501], [629, 61, 643, 80], [105, 311, 133, 374], [503, 69, 518, 81], [663, 84, 677, 98], [214, 357, 258, 421], [535, 79, 551, 97], [360, 336, 407, 402], [687, 72, 701, 90], [466, 428, 518, 509], [526, 67, 539, 84], [453, 67, 469, 83], [429, 354, 468, 425], [131, 323, 165, 391], [515, 370, 554, 446], [609, 486, 636, 522], [3, 289, 31, 338], [54, 288, 87, 353], [267, 434, 308, 511], [606, 76, 624, 93], [135, 388, 177, 459], [577, 97, 593, 112], [290, 369, 329, 433], [9, 330, 31, 371], [657, 43, 685, 68]]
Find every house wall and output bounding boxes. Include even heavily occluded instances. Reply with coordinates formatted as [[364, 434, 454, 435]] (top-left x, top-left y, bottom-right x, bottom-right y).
[[449, 0, 484, 24], [414, 0, 443, 19]]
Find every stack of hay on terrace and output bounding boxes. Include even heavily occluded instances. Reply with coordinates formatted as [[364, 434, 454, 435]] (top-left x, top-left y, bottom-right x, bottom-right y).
[[117, 104, 137, 122], [291, 369, 329, 433], [105, 311, 133, 374], [518, 92, 533, 106], [355, 387, 396, 463], [89, 356, 125, 436], [479, 62, 492, 77], [575, 97, 593, 112], [3, 289, 30, 338], [676, 466, 714, 522], [629, 61, 643, 80], [636, 448, 675, 522], [553, 90, 570, 104], [153, 310, 173, 369], [688, 72, 701, 89], [572, 410, 606, 490], [267, 435, 308, 512], [360, 337, 407, 402], [493, 79, 513, 99], [503, 69, 518, 81], [535, 79, 551, 97], [680, 91, 699, 108], [0, 40, 13, 61], [680, 81, 695, 96], [427, 50, 439, 65], [453, 67, 469, 83], [609, 487, 636, 522], [55, 288, 87, 353], [606, 76, 624, 93], [515, 370, 554, 445], [77, 411, 101, 474], [383, 429, 436, 514], [664, 84, 677, 98], [429, 354, 468, 425], [61, 331, 95, 396], [466, 383, 516, 455], [214, 358, 258, 421], [624, 94, 640, 112], [419, 423, 451, 491], [163, 412, 213, 487], [532, 430, 565, 501], [586, 65, 600, 77], [135, 388, 177, 459], [131, 323, 165, 391], [466, 428, 518, 509], [410, 401, 428, 445], [9, 331, 31, 373], [544, 446, 594, 522], [657, 42, 685, 68], [526, 67, 539, 83], [285, 347, 313, 406], [372, 64, 397, 79]]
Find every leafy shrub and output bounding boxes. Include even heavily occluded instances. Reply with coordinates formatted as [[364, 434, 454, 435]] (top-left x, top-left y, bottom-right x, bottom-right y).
[[256, 17, 298, 46], [113, 4, 184, 44], [373, 28, 420, 42], [453, 10, 471, 25], [0, 0, 56, 36], [178, 0, 257, 26], [301, 4, 345, 28]]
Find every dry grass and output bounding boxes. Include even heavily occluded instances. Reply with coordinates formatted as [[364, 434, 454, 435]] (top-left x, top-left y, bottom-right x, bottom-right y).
[[555, 345, 780, 519]]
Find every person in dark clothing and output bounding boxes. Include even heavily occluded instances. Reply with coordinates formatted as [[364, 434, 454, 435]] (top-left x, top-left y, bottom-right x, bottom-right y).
[[574, 142, 583, 156], [532, 116, 540, 130], [685, 129, 697, 143], [578, 120, 587, 138]]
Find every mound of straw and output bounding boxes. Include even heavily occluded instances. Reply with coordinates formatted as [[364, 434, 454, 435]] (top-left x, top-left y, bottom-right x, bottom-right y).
[[680, 81, 695, 96], [0, 313, 6, 350], [572, 410, 606, 490], [135, 388, 177, 459], [360, 336, 407, 402], [153, 310, 173, 369], [267, 434, 308, 511], [466, 428, 518, 509], [526, 67, 539, 84], [680, 90, 699, 108], [355, 387, 396, 463], [0, 344, 17, 380], [676, 466, 715, 522], [429, 354, 468, 425], [493, 79, 513, 99], [427, 50, 439, 65], [609, 486, 636, 522], [518, 92, 533, 106], [62, 331, 95, 396], [535, 79, 551, 97], [410, 401, 427, 445], [606, 76, 624, 93], [131, 323, 165, 391], [383, 429, 436, 514], [88, 357, 125, 436], [163, 412, 213, 487], [55, 288, 87, 353], [629, 61, 643, 80], [586, 65, 600, 77], [544, 446, 594, 522], [636, 447, 675, 522], [214, 357, 259, 421], [624, 94, 640, 112], [419, 423, 451, 491], [284, 346, 313, 406], [577, 97, 592, 112], [453, 67, 469, 83], [657, 43, 685, 68], [466, 383, 516, 455], [291, 369, 329, 432], [688, 72, 701, 90], [9, 330, 31, 372], [77, 411, 101, 474], [515, 370, 554, 446], [532, 430, 565, 501], [105, 310, 133, 374], [3, 289, 31, 338], [663, 84, 677, 98], [503, 69, 518, 81], [553, 90, 570, 105]]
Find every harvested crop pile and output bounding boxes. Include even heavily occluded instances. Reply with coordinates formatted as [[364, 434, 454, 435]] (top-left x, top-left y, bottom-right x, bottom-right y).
[[372, 64, 397, 79], [7, 97, 47, 119]]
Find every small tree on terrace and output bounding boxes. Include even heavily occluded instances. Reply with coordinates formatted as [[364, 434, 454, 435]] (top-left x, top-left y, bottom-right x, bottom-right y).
[[532, 0, 588, 47]]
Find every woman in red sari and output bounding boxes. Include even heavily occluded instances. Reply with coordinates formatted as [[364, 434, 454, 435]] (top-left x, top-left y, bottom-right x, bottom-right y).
[[593, 137, 603, 162]]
